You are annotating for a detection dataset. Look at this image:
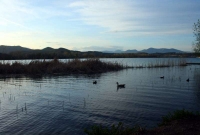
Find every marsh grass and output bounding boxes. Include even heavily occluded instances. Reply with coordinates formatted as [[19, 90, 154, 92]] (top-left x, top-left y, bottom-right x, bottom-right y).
[[130, 58, 187, 69], [158, 109, 200, 126], [0, 58, 188, 75], [0, 58, 124, 75]]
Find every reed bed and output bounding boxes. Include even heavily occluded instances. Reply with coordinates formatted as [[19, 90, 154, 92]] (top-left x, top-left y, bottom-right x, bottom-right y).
[[0, 58, 188, 75], [129, 58, 187, 69], [0, 58, 124, 75]]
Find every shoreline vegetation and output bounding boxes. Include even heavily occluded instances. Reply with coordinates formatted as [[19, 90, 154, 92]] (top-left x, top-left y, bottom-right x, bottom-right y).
[[0, 58, 188, 75], [131, 58, 187, 68], [0, 58, 123, 75], [84, 109, 200, 135]]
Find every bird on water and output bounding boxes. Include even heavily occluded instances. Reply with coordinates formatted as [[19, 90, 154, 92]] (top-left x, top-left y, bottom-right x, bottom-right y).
[[93, 80, 97, 84], [160, 76, 164, 79], [116, 82, 125, 87], [186, 78, 189, 82]]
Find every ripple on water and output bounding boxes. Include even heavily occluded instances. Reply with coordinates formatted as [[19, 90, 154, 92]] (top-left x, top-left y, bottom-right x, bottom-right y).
[[0, 60, 200, 134]]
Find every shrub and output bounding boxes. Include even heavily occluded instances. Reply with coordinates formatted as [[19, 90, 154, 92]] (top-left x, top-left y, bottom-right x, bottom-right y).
[[158, 109, 200, 126]]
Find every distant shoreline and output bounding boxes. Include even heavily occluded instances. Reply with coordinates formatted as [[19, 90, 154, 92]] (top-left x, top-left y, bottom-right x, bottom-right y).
[[0, 45, 199, 60], [0, 58, 190, 76]]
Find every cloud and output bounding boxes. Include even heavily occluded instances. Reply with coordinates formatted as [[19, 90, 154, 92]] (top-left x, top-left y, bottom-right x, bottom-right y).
[[0, 0, 70, 27], [69, 1, 140, 31], [69, 0, 200, 35], [1, 0, 198, 36], [80, 45, 123, 52], [0, 0, 199, 52], [0, 17, 31, 30], [46, 42, 60, 44]]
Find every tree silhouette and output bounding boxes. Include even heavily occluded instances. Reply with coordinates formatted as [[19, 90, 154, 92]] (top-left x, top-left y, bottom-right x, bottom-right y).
[[193, 19, 200, 53]]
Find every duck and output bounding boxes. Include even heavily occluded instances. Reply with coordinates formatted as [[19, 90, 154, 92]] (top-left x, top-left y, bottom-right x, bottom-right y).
[[93, 80, 97, 84], [186, 78, 189, 82], [160, 76, 164, 79], [116, 82, 125, 87]]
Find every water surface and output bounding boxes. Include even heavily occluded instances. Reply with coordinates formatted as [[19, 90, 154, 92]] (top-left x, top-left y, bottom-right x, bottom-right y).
[[0, 58, 200, 134]]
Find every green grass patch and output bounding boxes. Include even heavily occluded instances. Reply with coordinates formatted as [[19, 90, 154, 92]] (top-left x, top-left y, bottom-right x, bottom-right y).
[[158, 109, 200, 126]]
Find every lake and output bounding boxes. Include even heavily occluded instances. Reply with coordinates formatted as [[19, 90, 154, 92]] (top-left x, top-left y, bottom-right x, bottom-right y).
[[0, 58, 200, 134]]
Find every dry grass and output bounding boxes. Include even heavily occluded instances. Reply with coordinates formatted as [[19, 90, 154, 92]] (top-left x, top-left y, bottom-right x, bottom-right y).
[[0, 58, 123, 75], [130, 59, 187, 69], [0, 58, 188, 75]]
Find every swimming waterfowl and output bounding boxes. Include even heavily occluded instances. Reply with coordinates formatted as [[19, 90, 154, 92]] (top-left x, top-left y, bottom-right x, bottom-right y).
[[116, 82, 125, 87], [93, 80, 97, 84], [160, 76, 164, 79], [186, 78, 189, 82]]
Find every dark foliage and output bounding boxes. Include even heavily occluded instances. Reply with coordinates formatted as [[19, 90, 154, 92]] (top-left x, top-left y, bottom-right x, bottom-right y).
[[0, 58, 123, 75], [193, 19, 200, 53], [158, 109, 200, 126]]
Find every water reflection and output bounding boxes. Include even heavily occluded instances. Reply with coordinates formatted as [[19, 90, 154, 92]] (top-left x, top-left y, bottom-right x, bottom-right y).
[[0, 59, 199, 134], [193, 67, 200, 107]]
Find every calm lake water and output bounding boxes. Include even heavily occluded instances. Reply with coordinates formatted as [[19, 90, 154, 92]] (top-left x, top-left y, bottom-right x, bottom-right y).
[[0, 58, 200, 134]]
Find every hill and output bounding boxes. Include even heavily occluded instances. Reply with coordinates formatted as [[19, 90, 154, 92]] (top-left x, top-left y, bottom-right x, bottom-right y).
[[0, 45, 31, 54], [140, 48, 184, 53], [0, 45, 193, 60], [103, 48, 184, 54]]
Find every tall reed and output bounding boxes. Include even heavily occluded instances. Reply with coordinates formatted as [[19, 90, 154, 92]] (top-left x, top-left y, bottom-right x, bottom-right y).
[[132, 58, 187, 68], [0, 58, 124, 75]]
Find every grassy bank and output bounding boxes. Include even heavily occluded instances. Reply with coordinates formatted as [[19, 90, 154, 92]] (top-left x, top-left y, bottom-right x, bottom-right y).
[[84, 109, 200, 135], [0, 58, 123, 75]]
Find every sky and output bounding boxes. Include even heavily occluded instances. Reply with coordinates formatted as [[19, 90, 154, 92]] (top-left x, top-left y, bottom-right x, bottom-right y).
[[0, 0, 200, 52]]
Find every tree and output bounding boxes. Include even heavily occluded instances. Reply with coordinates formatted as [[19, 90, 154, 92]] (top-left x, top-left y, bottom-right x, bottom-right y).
[[193, 19, 200, 53]]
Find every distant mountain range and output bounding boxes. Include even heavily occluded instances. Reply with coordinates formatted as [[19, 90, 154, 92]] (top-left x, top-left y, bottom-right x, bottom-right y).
[[0, 45, 31, 53], [103, 48, 185, 54], [0, 45, 185, 54], [0, 45, 194, 60], [0, 45, 74, 54]]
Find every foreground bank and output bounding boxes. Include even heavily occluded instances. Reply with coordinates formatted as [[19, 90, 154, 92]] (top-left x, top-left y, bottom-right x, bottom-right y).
[[85, 109, 200, 135]]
